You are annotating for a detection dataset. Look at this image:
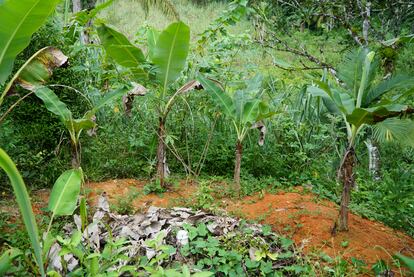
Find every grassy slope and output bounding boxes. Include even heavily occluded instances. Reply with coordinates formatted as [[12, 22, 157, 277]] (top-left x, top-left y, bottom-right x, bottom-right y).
[[99, 0, 343, 88]]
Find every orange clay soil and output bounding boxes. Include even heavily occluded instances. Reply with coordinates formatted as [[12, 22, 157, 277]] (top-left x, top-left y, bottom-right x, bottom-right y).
[[31, 178, 414, 266]]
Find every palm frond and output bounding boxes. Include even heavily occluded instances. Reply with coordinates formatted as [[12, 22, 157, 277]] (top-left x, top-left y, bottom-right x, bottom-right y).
[[373, 118, 414, 147], [134, 0, 179, 20]]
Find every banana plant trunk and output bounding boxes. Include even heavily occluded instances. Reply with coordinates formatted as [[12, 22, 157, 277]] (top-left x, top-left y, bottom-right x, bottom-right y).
[[234, 140, 243, 191], [156, 117, 168, 187], [337, 146, 356, 231], [366, 140, 381, 181], [71, 140, 81, 169]]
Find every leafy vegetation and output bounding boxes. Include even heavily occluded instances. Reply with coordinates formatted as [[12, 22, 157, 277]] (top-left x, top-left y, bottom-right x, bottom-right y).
[[1, 0, 414, 275]]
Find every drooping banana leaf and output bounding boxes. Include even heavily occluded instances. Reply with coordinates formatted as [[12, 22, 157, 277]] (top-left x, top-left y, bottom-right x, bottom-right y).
[[197, 74, 235, 118], [97, 24, 147, 79], [152, 21, 190, 91], [34, 86, 72, 123], [0, 0, 60, 84], [0, 149, 45, 276], [2, 47, 67, 96], [347, 104, 411, 129], [48, 169, 83, 216]]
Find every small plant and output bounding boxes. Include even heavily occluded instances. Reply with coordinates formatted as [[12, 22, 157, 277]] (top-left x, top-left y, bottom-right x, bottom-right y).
[[193, 181, 215, 210], [111, 187, 142, 214], [144, 179, 167, 195]]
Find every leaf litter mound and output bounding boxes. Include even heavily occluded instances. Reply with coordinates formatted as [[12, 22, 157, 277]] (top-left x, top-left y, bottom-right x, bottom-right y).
[[48, 193, 306, 275], [79, 179, 414, 266]]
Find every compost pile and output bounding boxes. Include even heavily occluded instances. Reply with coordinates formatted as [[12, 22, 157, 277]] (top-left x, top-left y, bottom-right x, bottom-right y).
[[48, 194, 305, 275]]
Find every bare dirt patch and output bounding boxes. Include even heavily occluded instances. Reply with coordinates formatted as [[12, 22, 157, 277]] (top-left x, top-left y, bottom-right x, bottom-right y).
[[29, 178, 414, 267]]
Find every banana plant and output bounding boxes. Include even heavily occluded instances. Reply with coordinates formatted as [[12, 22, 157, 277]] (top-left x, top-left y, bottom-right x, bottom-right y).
[[0, 0, 68, 275], [34, 85, 128, 168], [307, 48, 414, 232], [197, 74, 276, 192], [98, 21, 191, 187], [0, 47, 68, 123], [0, 0, 60, 85]]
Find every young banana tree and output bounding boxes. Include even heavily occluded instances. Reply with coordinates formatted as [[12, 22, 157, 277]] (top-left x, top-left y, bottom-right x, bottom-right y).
[[0, 1, 86, 274], [34, 86, 128, 168], [98, 22, 191, 187], [308, 48, 414, 232], [197, 74, 275, 191]]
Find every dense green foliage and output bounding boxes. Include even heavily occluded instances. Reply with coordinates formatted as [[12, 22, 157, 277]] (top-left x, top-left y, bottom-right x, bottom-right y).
[[1, 0, 414, 275]]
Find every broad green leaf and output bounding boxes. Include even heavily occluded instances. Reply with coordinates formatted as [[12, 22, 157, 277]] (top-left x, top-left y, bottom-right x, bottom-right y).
[[356, 51, 375, 107], [395, 253, 414, 272], [0, 0, 60, 84], [147, 27, 160, 61], [97, 24, 146, 78], [307, 86, 328, 98], [0, 248, 22, 275], [0, 149, 45, 276], [1, 47, 67, 104], [89, 86, 128, 114], [152, 21, 190, 90], [364, 75, 414, 106], [347, 104, 409, 129], [66, 118, 96, 134], [48, 169, 82, 216], [242, 100, 260, 124], [197, 74, 235, 117], [34, 87, 72, 122]]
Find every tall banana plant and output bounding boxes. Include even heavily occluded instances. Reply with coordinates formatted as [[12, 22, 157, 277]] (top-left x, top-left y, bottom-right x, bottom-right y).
[[0, 0, 64, 275], [98, 21, 190, 187], [198, 74, 276, 191], [308, 48, 414, 232]]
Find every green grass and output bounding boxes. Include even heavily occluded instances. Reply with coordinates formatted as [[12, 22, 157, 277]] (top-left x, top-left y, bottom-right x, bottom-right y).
[[99, 0, 249, 39]]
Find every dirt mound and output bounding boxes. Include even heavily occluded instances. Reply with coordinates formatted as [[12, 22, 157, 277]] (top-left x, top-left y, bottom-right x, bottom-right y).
[[32, 179, 414, 267]]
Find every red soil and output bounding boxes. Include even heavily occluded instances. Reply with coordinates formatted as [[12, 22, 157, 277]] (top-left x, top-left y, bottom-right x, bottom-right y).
[[30, 178, 414, 268]]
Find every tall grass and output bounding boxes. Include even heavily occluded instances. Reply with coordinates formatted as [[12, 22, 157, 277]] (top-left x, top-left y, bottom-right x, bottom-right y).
[[99, 0, 248, 39]]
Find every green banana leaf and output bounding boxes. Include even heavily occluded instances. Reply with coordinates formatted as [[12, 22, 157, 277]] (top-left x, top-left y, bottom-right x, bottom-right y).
[[67, 118, 96, 134], [395, 253, 414, 272], [152, 22, 190, 90], [197, 74, 235, 117], [147, 27, 160, 61], [48, 169, 83, 216], [97, 24, 146, 79], [89, 86, 129, 114], [0, 0, 60, 84], [0, 149, 45, 276], [347, 104, 409, 129], [34, 86, 72, 123]]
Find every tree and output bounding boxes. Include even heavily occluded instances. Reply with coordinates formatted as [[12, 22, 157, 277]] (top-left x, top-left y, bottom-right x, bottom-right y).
[[198, 74, 275, 192], [308, 48, 414, 232], [98, 22, 191, 187]]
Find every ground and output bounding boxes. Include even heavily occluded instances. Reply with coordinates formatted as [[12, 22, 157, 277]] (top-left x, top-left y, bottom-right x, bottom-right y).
[[31, 178, 414, 270]]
